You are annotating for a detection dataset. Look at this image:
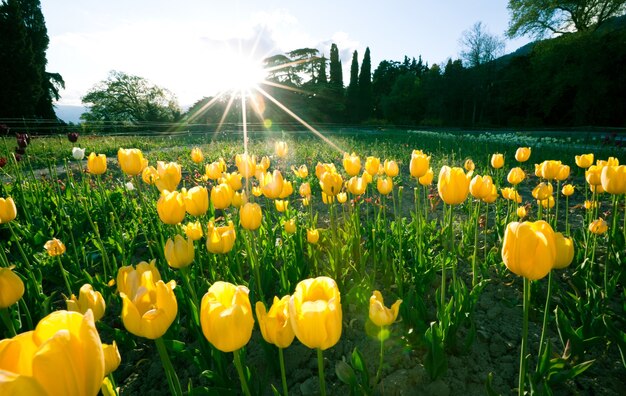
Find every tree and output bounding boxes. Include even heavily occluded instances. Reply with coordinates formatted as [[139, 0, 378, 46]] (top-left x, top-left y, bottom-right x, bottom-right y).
[[329, 43, 344, 88], [345, 50, 359, 122], [507, 0, 626, 39], [81, 71, 181, 127], [357, 47, 372, 121], [459, 22, 505, 67], [317, 56, 328, 85]]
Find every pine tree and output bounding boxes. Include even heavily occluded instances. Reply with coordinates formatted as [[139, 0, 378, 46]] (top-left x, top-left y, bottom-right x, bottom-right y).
[[346, 50, 359, 122], [358, 47, 372, 121]]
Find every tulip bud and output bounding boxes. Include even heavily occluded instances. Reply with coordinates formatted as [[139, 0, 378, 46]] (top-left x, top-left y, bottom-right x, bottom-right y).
[[232, 191, 248, 208], [377, 177, 393, 195], [191, 147, 204, 163], [575, 153, 594, 168], [142, 166, 158, 185], [437, 166, 471, 205], [157, 190, 186, 225], [256, 296, 295, 349], [66, 284, 106, 321], [347, 176, 367, 196], [240, 203, 262, 230], [210, 183, 233, 210], [275, 199, 289, 212], [117, 148, 147, 176], [553, 233, 574, 269], [601, 165, 626, 195], [0, 267, 25, 308], [307, 228, 319, 244], [185, 186, 210, 216], [555, 165, 570, 181], [0, 197, 17, 223], [419, 168, 434, 186], [589, 218, 608, 235], [164, 235, 195, 269], [515, 147, 531, 162], [365, 156, 381, 176], [182, 221, 203, 241], [383, 160, 399, 177], [470, 175, 493, 199], [155, 161, 182, 192], [279, 180, 294, 199], [410, 150, 430, 178], [284, 218, 296, 234], [205, 162, 224, 180], [517, 206, 527, 219], [464, 158, 475, 172], [72, 147, 85, 160], [501, 220, 556, 280], [289, 276, 342, 350], [343, 153, 361, 177], [261, 170, 284, 199], [103, 342, 121, 375], [275, 141, 288, 158], [320, 171, 343, 196], [539, 160, 561, 180], [369, 290, 402, 327], [337, 192, 347, 203], [292, 164, 308, 178], [200, 282, 254, 352], [491, 153, 504, 169], [206, 221, 236, 254], [561, 184, 575, 196], [507, 167, 526, 185], [299, 182, 311, 198], [532, 182, 553, 201]]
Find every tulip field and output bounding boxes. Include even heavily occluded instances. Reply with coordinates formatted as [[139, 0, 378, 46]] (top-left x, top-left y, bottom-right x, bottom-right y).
[[0, 128, 625, 395]]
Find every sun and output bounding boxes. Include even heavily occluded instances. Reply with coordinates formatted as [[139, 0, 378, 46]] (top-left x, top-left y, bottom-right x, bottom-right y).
[[214, 53, 267, 93]]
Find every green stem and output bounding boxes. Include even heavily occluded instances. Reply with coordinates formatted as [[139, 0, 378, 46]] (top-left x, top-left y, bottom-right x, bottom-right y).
[[233, 348, 252, 396], [279, 347, 288, 396], [317, 348, 327, 396], [1, 308, 17, 337], [374, 330, 385, 385], [537, 271, 552, 370], [441, 204, 447, 312], [565, 196, 570, 236], [56, 256, 72, 297], [472, 200, 481, 287], [154, 337, 183, 396], [519, 277, 530, 396]]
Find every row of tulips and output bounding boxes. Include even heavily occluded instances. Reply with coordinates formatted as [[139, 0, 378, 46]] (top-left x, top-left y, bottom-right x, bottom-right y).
[[1, 137, 624, 394]]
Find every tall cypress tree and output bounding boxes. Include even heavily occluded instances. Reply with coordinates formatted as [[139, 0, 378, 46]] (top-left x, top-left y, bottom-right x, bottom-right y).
[[346, 50, 359, 122], [329, 43, 343, 89], [317, 55, 328, 85], [0, 0, 40, 118], [358, 47, 372, 121]]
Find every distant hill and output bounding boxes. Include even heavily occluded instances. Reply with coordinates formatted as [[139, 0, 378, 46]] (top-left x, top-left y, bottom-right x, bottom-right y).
[[54, 105, 86, 124]]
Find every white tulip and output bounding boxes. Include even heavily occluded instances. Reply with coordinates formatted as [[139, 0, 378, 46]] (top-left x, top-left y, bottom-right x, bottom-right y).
[[72, 147, 85, 160]]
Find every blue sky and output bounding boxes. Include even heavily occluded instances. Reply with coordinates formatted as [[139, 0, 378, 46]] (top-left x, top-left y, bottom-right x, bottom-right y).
[[40, 0, 531, 107]]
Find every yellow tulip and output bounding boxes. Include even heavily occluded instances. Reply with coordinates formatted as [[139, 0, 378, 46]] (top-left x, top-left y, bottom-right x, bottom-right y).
[[515, 147, 531, 162], [490, 153, 504, 169], [200, 282, 254, 352], [315, 162, 334, 180], [142, 165, 158, 185], [279, 180, 294, 199], [555, 165, 570, 181], [259, 156, 271, 171], [410, 150, 430, 178], [601, 165, 626, 195], [275, 199, 289, 212], [532, 182, 553, 201], [589, 184, 605, 194], [419, 168, 434, 186], [284, 218, 296, 234], [157, 190, 186, 225], [206, 221, 236, 254], [365, 156, 381, 176], [205, 162, 224, 180], [589, 218, 608, 235], [517, 206, 527, 219], [232, 191, 248, 208], [377, 177, 393, 195], [342, 153, 361, 176], [501, 220, 556, 280], [337, 192, 348, 203], [221, 172, 243, 191], [0, 310, 105, 396], [302, 197, 310, 206], [289, 276, 342, 350], [362, 170, 373, 184], [383, 159, 399, 177], [562, 184, 575, 196], [102, 342, 121, 376], [319, 171, 343, 196], [553, 233, 574, 270], [117, 148, 146, 176], [575, 153, 594, 168], [185, 186, 209, 216], [584, 200, 598, 210], [261, 170, 284, 199], [507, 167, 526, 185], [44, 238, 66, 256], [437, 166, 471, 205], [369, 290, 402, 327], [482, 184, 499, 204], [252, 186, 262, 197], [154, 161, 182, 192], [0, 267, 24, 308], [464, 158, 475, 172], [191, 147, 204, 164], [501, 187, 522, 203], [307, 228, 319, 244], [0, 197, 17, 224], [182, 221, 203, 241], [87, 152, 107, 175], [606, 157, 619, 166], [299, 182, 311, 198], [347, 176, 367, 196], [117, 261, 177, 339], [538, 160, 561, 180], [469, 175, 493, 200], [235, 154, 255, 178], [164, 235, 195, 269], [256, 296, 295, 349], [292, 164, 308, 178], [240, 202, 262, 230], [321, 192, 335, 204], [210, 183, 233, 210], [275, 141, 288, 158], [66, 283, 106, 321]]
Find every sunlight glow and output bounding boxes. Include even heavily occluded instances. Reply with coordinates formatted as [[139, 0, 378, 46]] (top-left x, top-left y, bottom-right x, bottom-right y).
[[213, 54, 267, 93]]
